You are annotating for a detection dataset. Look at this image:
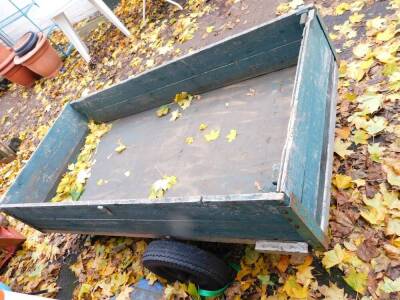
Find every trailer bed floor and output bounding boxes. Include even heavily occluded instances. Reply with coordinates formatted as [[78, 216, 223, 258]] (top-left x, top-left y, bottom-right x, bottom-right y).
[[81, 66, 296, 201]]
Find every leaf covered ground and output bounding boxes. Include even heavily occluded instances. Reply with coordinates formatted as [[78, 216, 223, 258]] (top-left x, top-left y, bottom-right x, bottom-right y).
[[0, 0, 399, 299]]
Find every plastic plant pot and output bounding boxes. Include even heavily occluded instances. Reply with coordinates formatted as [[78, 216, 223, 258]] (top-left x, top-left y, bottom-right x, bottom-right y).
[[0, 45, 13, 62], [13, 32, 39, 57], [14, 32, 62, 79], [0, 52, 39, 87]]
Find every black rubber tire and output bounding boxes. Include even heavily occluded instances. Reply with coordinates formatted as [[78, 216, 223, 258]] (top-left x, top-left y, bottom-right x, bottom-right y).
[[143, 240, 234, 290], [14, 32, 38, 57]]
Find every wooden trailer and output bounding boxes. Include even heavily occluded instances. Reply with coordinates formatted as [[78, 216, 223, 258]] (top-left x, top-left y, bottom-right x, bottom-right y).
[[0, 6, 337, 254]]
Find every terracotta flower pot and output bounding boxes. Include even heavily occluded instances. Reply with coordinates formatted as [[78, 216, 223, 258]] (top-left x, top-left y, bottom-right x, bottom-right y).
[[14, 32, 62, 78], [13, 31, 39, 57], [0, 52, 39, 87], [0, 44, 12, 62]]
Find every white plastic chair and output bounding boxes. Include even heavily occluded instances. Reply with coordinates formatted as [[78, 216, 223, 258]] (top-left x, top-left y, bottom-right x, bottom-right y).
[[48, 0, 131, 63]]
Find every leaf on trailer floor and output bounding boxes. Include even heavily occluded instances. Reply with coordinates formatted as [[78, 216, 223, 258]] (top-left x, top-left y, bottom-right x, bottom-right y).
[[156, 105, 170, 117], [115, 140, 127, 153], [226, 129, 237, 142], [204, 129, 220, 142], [170, 110, 181, 122], [149, 175, 177, 199]]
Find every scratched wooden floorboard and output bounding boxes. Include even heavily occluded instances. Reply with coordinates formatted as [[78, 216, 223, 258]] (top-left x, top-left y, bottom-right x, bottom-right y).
[[81, 67, 296, 201]]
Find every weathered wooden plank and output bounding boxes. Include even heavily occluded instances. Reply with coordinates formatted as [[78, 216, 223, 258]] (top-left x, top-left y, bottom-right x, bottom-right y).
[[318, 63, 338, 231], [76, 42, 300, 122], [1, 105, 88, 204], [2, 193, 304, 242], [71, 11, 305, 122], [278, 10, 336, 224], [297, 12, 334, 219]]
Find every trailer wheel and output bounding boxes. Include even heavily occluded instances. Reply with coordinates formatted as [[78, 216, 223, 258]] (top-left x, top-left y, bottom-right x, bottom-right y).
[[142, 240, 234, 290]]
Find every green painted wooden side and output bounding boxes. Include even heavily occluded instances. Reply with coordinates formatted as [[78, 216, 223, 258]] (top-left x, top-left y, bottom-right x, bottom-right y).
[[71, 12, 305, 122], [1, 105, 88, 204], [2, 194, 305, 242], [278, 11, 336, 240]]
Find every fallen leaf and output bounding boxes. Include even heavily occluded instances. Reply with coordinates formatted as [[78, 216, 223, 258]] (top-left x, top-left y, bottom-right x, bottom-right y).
[[356, 239, 379, 262], [199, 123, 208, 131], [204, 129, 220, 142], [277, 255, 289, 273], [386, 219, 400, 236], [335, 3, 350, 15], [185, 136, 194, 144], [366, 116, 387, 136], [333, 174, 353, 189], [344, 269, 367, 294], [206, 26, 214, 33], [116, 286, 133, 300], [115, 140, 127, 153], [226, 129, 237, 142], [322, 244, 345, 269], [156, 105, 170, 117], [319, 283, 347, 300], [353, 130, 369, 145], [282, 275, 308, 298], [380, 277, 400, 293], [334, 139, 353, 158], [368, 143, 384, 163], [169, 110, 181, 122], [149, 175, 177, 199]]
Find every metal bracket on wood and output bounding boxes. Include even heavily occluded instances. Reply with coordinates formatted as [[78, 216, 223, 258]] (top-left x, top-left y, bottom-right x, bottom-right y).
[[97, 205, 113, 216], [299, 12, 308, 25], [255, 240, 309, 255]]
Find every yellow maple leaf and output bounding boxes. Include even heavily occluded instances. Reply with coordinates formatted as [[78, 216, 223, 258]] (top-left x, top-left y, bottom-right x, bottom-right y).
[[368, 143, 384, 163], [352, 43, 371, 58], [204, 129, 220, 142], [376, 24, 397, 42], [383, 162, 400, 187], [386, 219, 400, 236], [334, 138, 353, 158], [226, 129, 237, 143], [380, 276, 400, 293], [345, 61, 366, 81], [349, 12, 364, 23], [156, 105, 170, 117], [344, 269, 367, 294], [333, 174, 353, 189], [206, 26, 214, 33], [199, 123, 208, 131], [320, 283, 347, 300], [169, 110, 182, 122], [357, 93, 383, 115], [380, 183, 400, 209], [361, 193, 387, 225], [185, 136, 194, 144], [366, 116, 387, 135], [282, 275, 308, 298], [353, 130, 369, 145], [149, 175, 178, 199], [335, 3, 351, 15], [322, 244, 345, 269]]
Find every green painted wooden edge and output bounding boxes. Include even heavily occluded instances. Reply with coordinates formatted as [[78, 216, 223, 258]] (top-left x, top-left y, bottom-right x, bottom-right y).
[[281, 194, 328, 250], [1, 104, 88, 205]]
